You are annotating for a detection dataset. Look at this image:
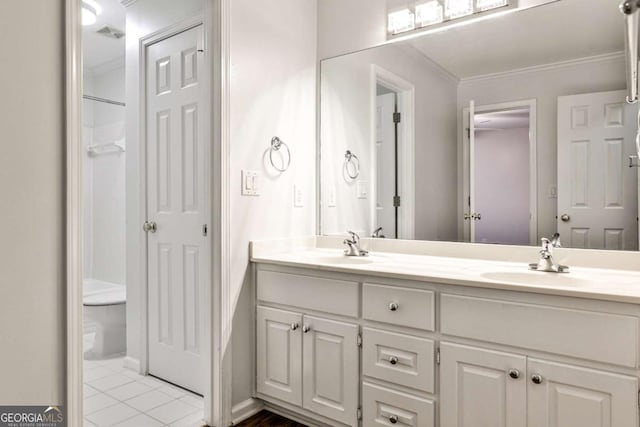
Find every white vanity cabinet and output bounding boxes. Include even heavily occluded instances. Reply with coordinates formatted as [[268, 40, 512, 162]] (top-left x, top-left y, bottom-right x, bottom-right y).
[[256, 270, 361, 426], [253, 263, 640, 427]]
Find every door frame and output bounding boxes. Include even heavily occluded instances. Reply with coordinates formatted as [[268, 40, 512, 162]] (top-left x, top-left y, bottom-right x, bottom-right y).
[[370, 65, 415, 239], [64, 1, 232, 426], [462, 99, 538, 245]]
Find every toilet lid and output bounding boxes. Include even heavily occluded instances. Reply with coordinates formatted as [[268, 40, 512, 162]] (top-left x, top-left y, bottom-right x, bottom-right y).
[[83, 288, 126, 306]]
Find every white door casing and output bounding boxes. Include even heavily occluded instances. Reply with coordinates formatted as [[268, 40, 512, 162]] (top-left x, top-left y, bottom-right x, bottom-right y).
[[302, 315, 359, 425], [375, 92, 397, 238], [146, 24, 209, 394], [440, 342, 527, 427], [256, 306, 303, 406], [557, 90, 639, 250], [528, 358, 638, 427]]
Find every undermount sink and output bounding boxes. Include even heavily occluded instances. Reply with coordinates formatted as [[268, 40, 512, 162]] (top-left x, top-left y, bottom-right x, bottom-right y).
[[481, 271, 589, 287]]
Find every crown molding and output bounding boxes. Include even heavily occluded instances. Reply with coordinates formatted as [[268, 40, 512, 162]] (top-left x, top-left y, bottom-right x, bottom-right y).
[[460, 51, 625, 84]]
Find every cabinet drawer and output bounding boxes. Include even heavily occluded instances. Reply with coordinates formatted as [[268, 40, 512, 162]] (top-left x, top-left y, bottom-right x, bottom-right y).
[[362, 382, 434, 427], [363, 283, 435, 330], [441, 294, 639, 368], [257, 270, 359, 317], [363, 327, 434, 393]]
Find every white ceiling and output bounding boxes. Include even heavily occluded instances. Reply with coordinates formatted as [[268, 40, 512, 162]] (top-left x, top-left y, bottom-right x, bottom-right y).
[[475, 108, 529, 130], [82, 0, 126, 71], [408, 0, 624, 79]]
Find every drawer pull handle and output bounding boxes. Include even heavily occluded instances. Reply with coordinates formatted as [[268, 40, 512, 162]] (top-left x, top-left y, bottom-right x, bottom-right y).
[[389, 415, 399, 424], [388, 302, 399, 312], [508, 369, 520, 379], [531, 374, 543, 384], [303, 325, 311, 333], [290, 323, 299, 331], [389, 356, 399, 365]]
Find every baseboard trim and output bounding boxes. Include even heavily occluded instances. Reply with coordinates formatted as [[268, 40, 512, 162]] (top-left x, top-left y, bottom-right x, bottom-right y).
[[123, 356, 141, 373], [263, 402, 336, 427], [231, 398, 264, 425]]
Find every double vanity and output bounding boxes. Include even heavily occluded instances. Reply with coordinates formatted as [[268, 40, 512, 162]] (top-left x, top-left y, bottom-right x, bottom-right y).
[[251, 237, 640, 427]]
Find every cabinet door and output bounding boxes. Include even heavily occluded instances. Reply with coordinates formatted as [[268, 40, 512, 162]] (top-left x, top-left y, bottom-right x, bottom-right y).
[[440, 342, 527, 427], [256, 306, 302, 406], [302, 315, 359, 425], [528, 358, 638, 427]]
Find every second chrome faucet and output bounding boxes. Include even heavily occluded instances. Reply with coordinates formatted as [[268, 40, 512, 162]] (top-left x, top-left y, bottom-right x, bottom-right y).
[[344, 231, 369, 257]]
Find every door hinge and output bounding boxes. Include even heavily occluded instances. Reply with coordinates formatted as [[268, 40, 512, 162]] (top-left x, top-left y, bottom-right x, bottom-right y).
[[466, 127, 471, 139], [357, 333, 362, 348], [357, 406, 362, 421], [436, 348, 441, 365], [393, 196, 401, 207], [202, 224, 208, 237], [637, 389, 640, 408], [393, 112, 401, 124]]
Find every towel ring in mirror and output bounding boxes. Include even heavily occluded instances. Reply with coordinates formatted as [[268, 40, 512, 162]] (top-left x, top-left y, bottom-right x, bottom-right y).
[[344, 150, 360, 179], [269, 136, 291, 172]]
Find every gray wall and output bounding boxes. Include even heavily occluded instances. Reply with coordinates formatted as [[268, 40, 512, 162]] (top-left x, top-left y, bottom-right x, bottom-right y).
[[0, 0, 65, 404]]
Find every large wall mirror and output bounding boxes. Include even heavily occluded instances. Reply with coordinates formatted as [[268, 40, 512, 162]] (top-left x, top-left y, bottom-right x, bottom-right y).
[[320, 0, 640, 250]]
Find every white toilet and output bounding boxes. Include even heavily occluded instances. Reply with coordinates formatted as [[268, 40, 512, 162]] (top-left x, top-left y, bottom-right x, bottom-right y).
[[83, 280, 126, 358]]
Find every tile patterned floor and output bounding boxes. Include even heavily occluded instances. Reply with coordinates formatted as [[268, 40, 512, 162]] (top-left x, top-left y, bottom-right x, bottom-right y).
[[83, 338, 205, 427]]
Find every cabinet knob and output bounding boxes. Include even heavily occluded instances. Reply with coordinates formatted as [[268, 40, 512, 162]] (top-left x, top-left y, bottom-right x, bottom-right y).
[[531, 374, 543, 384], [389, 415, 398, 424], [302, 325, 311, 333], [389, 356, 399, 365], [388, 302, 399, 312], [508, 369, 520, 379], [290, 323, 299, 331]]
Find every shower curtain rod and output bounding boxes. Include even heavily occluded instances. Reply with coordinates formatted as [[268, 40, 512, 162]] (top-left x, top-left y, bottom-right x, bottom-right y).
[[83, 94, 125, 107]]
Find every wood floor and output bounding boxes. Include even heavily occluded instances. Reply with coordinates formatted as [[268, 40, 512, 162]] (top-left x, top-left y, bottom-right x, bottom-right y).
[[235, 410, 307, 427]]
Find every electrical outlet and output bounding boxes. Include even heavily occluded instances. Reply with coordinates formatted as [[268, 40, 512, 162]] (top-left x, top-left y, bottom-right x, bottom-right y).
[[241, 170, 260, 196], [294, 185, 304, 207], [327, 185, 337, 207], [357, 180, 368, 199]]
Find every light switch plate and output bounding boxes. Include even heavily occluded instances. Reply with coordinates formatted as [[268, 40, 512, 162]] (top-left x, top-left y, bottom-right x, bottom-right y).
[[548, 185, 557, 199], [357, 180, 368, 199], [294, 185, 304, 207], [241, 170, 260, 196]]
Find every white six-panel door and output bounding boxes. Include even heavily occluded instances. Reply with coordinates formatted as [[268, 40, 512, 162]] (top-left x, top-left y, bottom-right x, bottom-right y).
[[440, 342, 527, 427], [557, 90, 638, 250], [146, 25, 208, 394]]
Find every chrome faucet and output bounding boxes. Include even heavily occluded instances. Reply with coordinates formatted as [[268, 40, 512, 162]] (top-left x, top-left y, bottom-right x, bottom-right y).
[[344, 231, 369, 257], [529, 233, 569, 273], [371, 227, 386, 238]]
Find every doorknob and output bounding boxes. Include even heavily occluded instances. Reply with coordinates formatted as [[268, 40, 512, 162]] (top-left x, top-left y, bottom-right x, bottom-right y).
[[560, 214, 570, 222], [143, 221, 157, 233]]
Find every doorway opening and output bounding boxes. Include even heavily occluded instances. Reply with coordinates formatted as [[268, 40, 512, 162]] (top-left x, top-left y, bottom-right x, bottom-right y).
[[78, 1, 211, 425], [463, 99, 538, 245], [370, 65, 416, 240]]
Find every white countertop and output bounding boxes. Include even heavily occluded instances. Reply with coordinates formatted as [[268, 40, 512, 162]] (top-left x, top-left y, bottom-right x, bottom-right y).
[[251, 246, 640, 304]]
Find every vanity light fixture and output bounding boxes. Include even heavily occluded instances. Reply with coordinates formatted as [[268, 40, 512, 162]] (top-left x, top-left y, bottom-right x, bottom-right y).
[[388, 0, 510, 34], [388, 8, 416, 35], [415, 1, 444, 27], [82, 0, 102, 26], [445, 0, 473, 18]]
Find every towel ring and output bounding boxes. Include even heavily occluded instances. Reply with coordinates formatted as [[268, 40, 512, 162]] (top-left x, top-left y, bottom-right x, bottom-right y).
[[344, 150, 360, 179], [269, 136, 291, 172]]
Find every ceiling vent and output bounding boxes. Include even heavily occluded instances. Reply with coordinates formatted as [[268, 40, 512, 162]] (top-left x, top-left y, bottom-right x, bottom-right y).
[[96, 25, 125, 40]]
